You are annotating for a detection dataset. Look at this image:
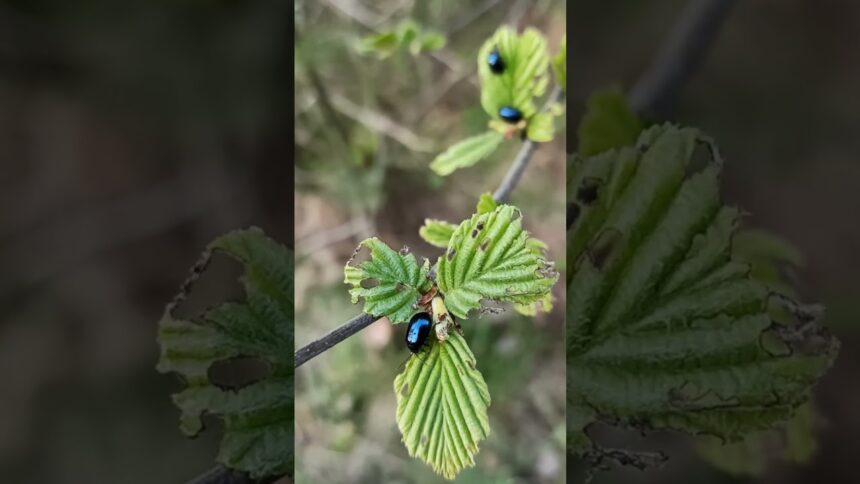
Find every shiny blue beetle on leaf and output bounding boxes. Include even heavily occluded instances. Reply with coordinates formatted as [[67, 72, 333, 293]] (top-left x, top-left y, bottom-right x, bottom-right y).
[[405, 312, 433, 354], [499, 106, 523, 124], [487, 48, 505, 74]]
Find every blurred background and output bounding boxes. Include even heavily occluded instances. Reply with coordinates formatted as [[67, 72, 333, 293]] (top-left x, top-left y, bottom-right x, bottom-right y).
[[294, 0, 565, 482], [0, 1, 290, 482], [571, 1, 860, 483]]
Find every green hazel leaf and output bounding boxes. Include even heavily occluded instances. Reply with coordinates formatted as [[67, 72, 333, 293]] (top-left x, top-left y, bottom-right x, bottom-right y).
[[577, 87, 644, 156], [526, 111, 555, 142], [513, 236, 554, 315], [430, 131, 505, 176], [344, 237, 432, 323], [476, 192, 498, 214], [156, 227, 293, 479], [418, 31, 447, 52], [357, 31, 399, 58], [552, 34, 566, 92], [479, 26, 549, 122], [420, 219, 458, 248], [567, 125, 838, 460], [436, 205, 559, 319], [394, 332, 490, 480], [694, 228, 812, 474], [513, 291, 553, 316]]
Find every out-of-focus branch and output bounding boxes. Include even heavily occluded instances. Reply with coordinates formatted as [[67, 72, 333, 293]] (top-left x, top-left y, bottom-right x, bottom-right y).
[[628, 0, 736, 119]]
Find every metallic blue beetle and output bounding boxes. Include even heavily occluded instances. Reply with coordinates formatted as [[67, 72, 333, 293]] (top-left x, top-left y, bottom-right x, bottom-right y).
[[499, 106, 523, 124], [487, 48, 505, 74], [405, 312, 433, 354]]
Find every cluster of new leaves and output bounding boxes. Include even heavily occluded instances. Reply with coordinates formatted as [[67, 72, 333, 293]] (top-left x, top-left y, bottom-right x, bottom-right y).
[[356, 18, 446, 59], [157, 228, 294, 479], [345, 204, 557, 479], [567, 125, 839, 469], [430, 27, 565, 176], [420, 194, 556, 316]]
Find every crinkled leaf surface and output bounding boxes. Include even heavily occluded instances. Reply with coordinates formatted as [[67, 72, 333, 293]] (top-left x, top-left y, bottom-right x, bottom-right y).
[[344, 237, 432, 323], [156, 227, 293, 479], [437, 205, 558, 319], [420, 219, 458, 248], [430, 131, 505, 176], [394, 332, 490, 480], [479, 26, 549, 122], [567, 125, 838, 457]]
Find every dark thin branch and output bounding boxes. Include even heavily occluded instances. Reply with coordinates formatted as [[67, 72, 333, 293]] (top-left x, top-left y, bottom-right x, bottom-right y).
[[293, 85, 565, 368], [295, 312, 378, 368], [494, 86, 565, 203], [628, 0, 736, 119]]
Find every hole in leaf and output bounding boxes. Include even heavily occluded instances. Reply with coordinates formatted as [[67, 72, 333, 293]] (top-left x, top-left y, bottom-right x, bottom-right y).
[[587, 229, 622, 270], [208, 356, 272, 391], [172, 253, 245, 321], [447, 248, 457, 261], [361, 278, 380, 289], [577, 177, 601, 205], [686, 139, 715, 177], [477, 222, 485, 231], [471, 228, 479, 238], [479, 239, 490, 252]]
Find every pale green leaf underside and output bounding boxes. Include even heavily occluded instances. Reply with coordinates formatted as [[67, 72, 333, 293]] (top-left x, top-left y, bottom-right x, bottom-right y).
[[344, 237, 432, 323], [394, 332, 490, 480], [420, 219, 458, 248], [430, 131, 504, 176], [157, 227, 293, 479], [479, 26, 549, 121], [437, 205, 558, 319], [567, 125, 838, 455]]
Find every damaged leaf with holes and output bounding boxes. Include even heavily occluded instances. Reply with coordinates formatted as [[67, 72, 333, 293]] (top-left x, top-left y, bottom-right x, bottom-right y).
[[156, 227, 294, 479], [344, 237, 432, 323], [566, 125, 838, 464], [437, 204, 558, 319]]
